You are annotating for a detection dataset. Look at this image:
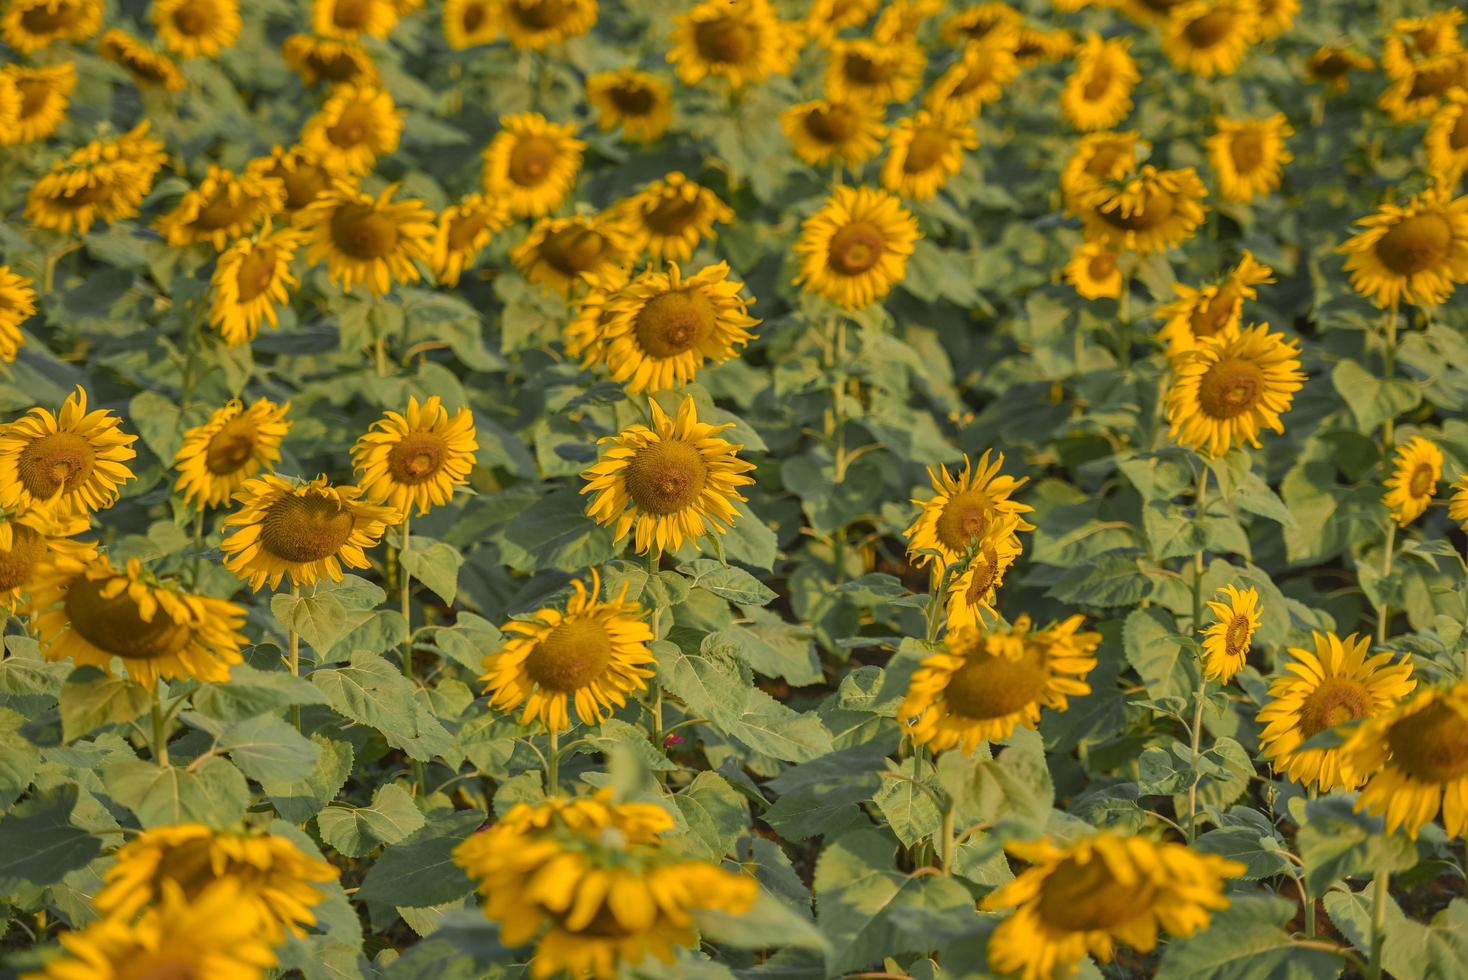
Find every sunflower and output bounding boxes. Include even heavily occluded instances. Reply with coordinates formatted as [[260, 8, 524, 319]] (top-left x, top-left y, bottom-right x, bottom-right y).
[[244, 144, 340, 213], [209, 220, 307, 346], [1060, 130, 1145, 211], [1342, 683, 1468, 839], [1254, 0, 1295, 38], [1015, 26, 1076, 65], [1164, 323, 1304, 457], [99, 29, 186, 92], [586, 69, 673, 143], [174, 399, 292, 509], [872, 0, 941, 43], [499, 0, 598, 49], [296, 180, 436, 296], [1339, 187, 1468, 309], [1155, 250, 1273, 358], [581, 396, 755, 556], [25, 134, 162, 237], [1199, 584, 1259, 684], [981, 834, 1243, 980], [667, 0, 793, 90], [880, 108, 978, 202], [0, 387, 136, 517], [609, 173, 734, 263], [282, 33, 379, 87], [155, 166, 286, 251], [1116, 0, 1188, 25], [352, 396, 478, 519], [300, 83, 402, 176], [793, 185, 920, 310], [219, 474, 395, 591], [0, 507, 90, 613], [562, 268, 630, 371], [95, 824, 338, 942], [454, 791, 757, 979], [938, 2, 1021, 46], [0, 62, 76, 145], [1451, 476, 1468, 531], [1162, 0, 1260, 78], [780, 97, 888, 168], [1305, 45, 1374, 93], [511, 215, 631, 297], [153, 0, 241, 58], [898, 615, 1098, 752], [1380, 13, 1467, 120], [1207, 113, 1292, 204], [85, 121, 170, 178], [0, 266, 36, 363], [312, 0, 399, 39], [442, 0, 497, 47], [0, 0, 101, 53], [1078, 165, 1209, 256], [825, 37, 926, 106], [1064, 240, 1123, 300], [589, 262, 758, 393], [904, 450, 1034, 573], [481, 112, 586, 219], [1382, 10, 1465, 80], [1382, 435, 1442, 527], [1426, 90, 1468, 186], [1060, 33, 1138, 132], [941, 513, 1023, 631], [1256, 631, 1416, 793], [433, 193, 511, 287]]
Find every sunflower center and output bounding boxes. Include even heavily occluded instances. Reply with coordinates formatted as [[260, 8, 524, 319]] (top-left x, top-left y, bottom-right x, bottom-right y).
[[204, 417, 260, 475], [461, 2, 487, 31], [1082, 61, 1113, 100], [1409, 64, 1459, 99], [387, 431, 449, 485], [171, 2, 210, 37], [607, 81, 654, 115], [944, 644, 1049, 720], [1083, 143, 1129, 179], [260, 494, 356, 563], [1408, 463, 1435, 498], [1183, 10, 1235, 49], [281, 165, 330, 211], [235, 246, 279, 303], [634, 289, 715, 357], [20, 1, 82, 32], [1450, 112, 1468, 151], [844, 52, 896, 85], [1190, 289, 1237, 339], [310, 48, 364, 82], [327, 104, 375, 149], [1197, 357, 1265, 420], [1408, 28, 1438, 56], [1086, 250, 1117, 282], [194, 191, 254, 232], [1229, 131, 1267, 171], [18, 80, 52, 118], [643, 196, 701, 235], [448, 211, 490, 251], [0, 524, 48, 592], [526, 618, 614, 692], [116, 951, 201, 980], [1224, 615, 1251, 659], [55, 181, 113, 209], [330, 203, 399, 260], [694, 15, 755, 65], [540, 226, 608, 275], [1386, 700, 1468, 782], [64, 576, 194, 662], [1375, 213, 1452, 275], [17, 431, 96, 500], [1313, 52, 1350, 79], [1297, 677, 1372, 739], [625, 440, 708, 515], [1099, 189, 1175, 231], [828, 222, 885, 275], [332, 0, 374, 30], [804, 105, 856, 144], [508, 136, 558, 186], [1037, 857, 1156, 931], [508, 0, 572, 30], [903, 130, 949, 174], [963, 548, 1000, 605], [935, 490, 992, 552]]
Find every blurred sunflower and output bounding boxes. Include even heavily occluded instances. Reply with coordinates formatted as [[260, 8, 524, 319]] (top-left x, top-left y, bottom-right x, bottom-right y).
[[0, 387, 136, 517], [26, 151, 156, 236], [352, 396, 478, 519], [300, 83, 402, 176], [1061, 34, 1138, 131], [443, 0, 498, 47], [1382, 10, 1464, 80], [905, 450, 1033, 572], [245, 144, 340, 214], [610, 172, 733, 263], [941, 512, 1023, 631], [1305, 45, 1374, 93], [1451, 476, 1468, 530], [898, 615, 1098, 751], [1014, 26, 1075, 66], [780, 98, 887, 169], [433, 193, 511, 287], [793, 185, 920, 310], [1162, 0, 1259, 77], [1207, 113, 1292, 204], [1, 0, 101, 53], [153, 0, 241, 58], [1063, 240, 1123, 300], [209, 220, 306, 345], [312, 0, 399, 39], [1156, 250, 1274, 357], [1426, 90, 1468, 186], [1115, 0, 1188, 27], [1060, 130, 1145, 211], [155, 165, 286, 250], [1254, 0, 1296, 38], [563, 268, 629, 371], [512, 215, 631, 297], [872, 0, 940, 42], [174, 399, 292, 510], [0, 504, 90, 612], [1077, 164, 1208, 255], [99, 29, 186, 91], [825, 37, 926, 106], [1165, 323, 1304, 457], [1383, 435, 1442, 527], [982, 834, 1243, 980], [27, 554, 247, 688], [0, 62, 76, 145], [804, 0, 879, 43], [1339, 187, 1468, 309], [581, 396, 755, 556], [479, 569, 654, 732], [296, 180, 436, 296], [499, 0, 598, 49], [220, 474, 394, 591], [1380, 55, 1468, 123], [938, 2, 1020, 45], [667, 0, 792, 89], [1343, 682, 1468, 838], [880, 108, 978, 202], [0, 266, 37, 363], [481, 112, 585, 219], [586, 69, 673, 143], [1200, 584, 1259, 683], [282, 33, 378, 86], [1256, 631, 1415, 793]]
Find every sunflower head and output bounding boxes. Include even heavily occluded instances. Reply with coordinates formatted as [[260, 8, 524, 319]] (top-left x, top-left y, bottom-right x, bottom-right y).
[[0, 265, 37, 363], [0, 386, 137, 517], [826, 36, 926, 106], [804, 0, 879, 43], [153, 0, 242, 58], [780, 97, 888, 168], [301, 83, 402, 176], [1, 0, 102, 54], [295, 179, 436, 296], [1061, 33, 1139, 132], [352, 395, 479, 519], [1342, 682, 1468, 838], [1339, 187, 1468, 309], [443, 0, 499, 48], [99, 29, 187, 91], [1383, 435, 1443, 527], [174, 398, 292, 509], [156, 165, 286, 251], [941, 512, 1024, 631], [1015, 25, 1075, 65], [609, 172, 734, 263], [1426, 89, 1468, 186], [1156, 250, 1275, 357], [1200, 584, 1260, 683], [1064, 240, 1123, 300], [938, 2, 1021, 46], [246, 144, 341, 213], [1162, 0, 1260, 77], [793, 185, 921, 310], [1165, 322, 1304, 457], [313, 0, 400, 39], [586, 69, 673, 143], [1207, 113, 1293, 204], [925, 28, 1020, 118], [1078, 164, 1209, 255], [208, 219, 307, 346], [1060, 130, 1146, 211], [0, 503, 91, 612], [282, 33, 379, 86], [433, 193, 511, 287], [904, 450, 1034, 572], [0, 62, 76, 146], [1306, 45, 1375, 92], [481, 112, 586, 219], [511, 215, 632, 297], [880, 107, 979, 202], [499, 0, 598, 49], [668, 0, 795, 89]]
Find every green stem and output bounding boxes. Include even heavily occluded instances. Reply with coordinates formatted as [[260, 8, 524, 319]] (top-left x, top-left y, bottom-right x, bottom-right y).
[[1382, 302, 1398, 453], [374, 335, 388, 377], [1117, 265, 1132, 370], [1187, 464, 1210, 841], [1367, 870, 1388, 980], [151, 691, 170, 768], [288, 584, 302, 731], [191, 508, 205, 587], [546, 725, 560, 795], [400, 514, 413, 679], [1377, 521, 1395, 645], [939, 803, 956, 876]]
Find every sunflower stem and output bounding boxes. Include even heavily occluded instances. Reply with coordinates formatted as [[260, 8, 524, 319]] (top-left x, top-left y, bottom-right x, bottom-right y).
[[1367, 869, 1388, 980], [939, 802, 956, 876], [1187, 464, 1210, 841], [190, 508, 205, 588], [150, 689, 170, 768], [1377, 520, 1395, 645], [374, 336, 388, 377], [1186, 673, 1208, 842], [400, 514, 413, 681], [1381, 302, 1398, 453], [288, 584, 302, 731], [1116, 264, 1132, 371], [546, 724, 560, 795]]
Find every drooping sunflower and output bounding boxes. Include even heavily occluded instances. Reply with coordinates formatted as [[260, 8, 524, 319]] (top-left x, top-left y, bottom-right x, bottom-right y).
[[667, 0, 793, 90], [1256, 631, 1416, 793], [352, 396, 478, 519], [1254, 0, 1296, 38], [155, 165, 286, 251], [1305, 45, 1374, 93], [1342, 682, 1468, 838], [0, 266, 37, 363], [586, 69, 673, 143], [609, 172, 734, 263], [938, 2, 1021, 45], [1078, 164, 1209, 256], [982, 834, 1244, 980], [905, 450, 1034, 572], [793, 185, 920, 310], [1, 0, 101, 53], [443, 0, 497, 48], [281, 33, 379, 87], [174, 399, 292, 509], [1339, 187, 1468, 309], [511, 215, 632, 297], [481, 112, 586, 219], [1426, 89, 1468, 186], [1162, 0, 1260, 78], [1164, 323, 1304, 457], [99, 29, 187, 91], [454, 791, 757, 978], [1061, 34, 1139, 132], [1060, 130, 1145, 211], [312, 0, 399, 39], [0, 62, 76, 145], [1156, 250, 1274, 357], [153, 0, 241, 58], [208, 220, 307, 346], [825, 37, 926, 106], [941, 513, 1023, 631], [1207, 113, 1292, 204], [300, 82, 402, 176], [1451, 476, 1468, 531], [244, 144, 340, 214], [880, 108, 978, 202], [1063, 240, 1123, 300], [1199, 584, 1259, 684], [0, 387, 136, 517], [499, 0, 598, 49], [27, 554, 247, 689], [433, 193, 511, 287], [219, 474, 395, 591], [581, 396, 756, 556], [479, 569, 654, 732], [780, 97, 888, 169], [1383, 435, 1442, 527], [898, 615, 1098, 752], [295, 180, 436, 296]]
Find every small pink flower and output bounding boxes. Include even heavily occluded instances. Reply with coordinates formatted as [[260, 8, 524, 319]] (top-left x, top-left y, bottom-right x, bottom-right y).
[[663, 733, 686, 747]]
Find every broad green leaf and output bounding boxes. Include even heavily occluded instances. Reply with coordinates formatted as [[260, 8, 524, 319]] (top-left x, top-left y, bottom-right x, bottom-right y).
[[401, 536, 464, 605], [311, 650, 420, 741], [102, 757, 250, 829], [261, 735, 354, 824], [0, 785, 101, 892], [58, 667, 151, 743], [318, 783, 426, 858], [673, 771, 748, 860], [218, 713, 321, 783], [1157, 895, 1345, 979], [357, 809, 482, 911]]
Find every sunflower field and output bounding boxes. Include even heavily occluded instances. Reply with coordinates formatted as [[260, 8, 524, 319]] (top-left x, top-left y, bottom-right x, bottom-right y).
[[4, 0, 1468, 977]]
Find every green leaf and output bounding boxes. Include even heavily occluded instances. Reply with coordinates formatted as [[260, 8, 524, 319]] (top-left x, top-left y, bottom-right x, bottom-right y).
[[677, 559, 777, 605], [694, 890, 830, 956], [401, 536, 464, 605], [102, 757, 250, 829], [431, 613, 502, 672], [1047, 551, 1153, 606], [273, 580, 378, 656], [728, 688, 834, 763], [673, 772, 748, 860], [702, 621, 822, 687], [1298, 796, 1417, 897], [588, 718, 677, 772], [311, 650, 420, 741], [0, 707, 38, 809], [58, 667, 151, 743], [720, 499, 778, 572], [1332, 359, 1420, 433], [1124, 606, 1199, 702], [874, 758, 942, 848], [0, 785, 101, 892], [192, 662, 329, 722], [318, 784, 426, 858], [763, 742, 892, 841], [260, 735, 354, 823], [1157, 894, 1345, 979], [128, 390, 182, 463], [357, 809, 481, 911], [656, 639, 748, 731], [218, 713, 322, 783]]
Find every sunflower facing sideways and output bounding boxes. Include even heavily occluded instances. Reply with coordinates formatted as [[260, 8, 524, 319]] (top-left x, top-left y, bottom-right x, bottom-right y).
[[1207, 114, 1293, 204], [1200, 584, 1260, 684], [1256, 631, 1416, 793], [904, 450, 1034, 573], [982, 834, 1243, 980], [219, 474, 395, 590], [0, 387, 137, 517], [443, 0, 497, 48], [1305, 45, 1374, 93], [481, 112, 586, 219], [1060, 130, 1146, 212], [1451, 476, 1468, 532], [152, 0, 241, 58], [941, 512, 1023, 631], [1339, 187, 1468, 310], [512, 215, 632, 297], [352, 396, 478, 519], [300, 83, 402, 176], [0, 503, 91, 612], [312, 0, 400, 39], [1161, 0, 1260, 78], [499, 0, 598, 49], [1425, 89, 1468, 187], [1060, 34, 1139, 132], [825, 37, 926, 106], [0, 0, 101, 53], [0, 62, 76, 145], [244, 145, 339, 214], [155, 165, 286, 251], [667, 0, 792, 90], [586, 69, 673, 143], [1165, 323, 1304, 457], [1077, 164, 1209, 256], [0, 266, 36, 363], [805, 0, 879, 43], [611, 172, 733, 263], [793, 186, 920, 310], [925, 30, 1020, 118], [581, 396, 755, 556], [1378, 12, 1468, 123], [208, 220, 308, 345], [282, 33, 379, 87], [780, 98, 887, 169], [562, 268, 629, 373], [880, 108, 978, 202], [99, 29, 187, 92], [174, 399, 292, 510], [295, 181, 436, 296], [25, 136, 162, 236], [1155, 250, 1274, 358], [1063, 240, 1123, 300], [432, 193, 511, 287], [1383, 435, 1442, 527]]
